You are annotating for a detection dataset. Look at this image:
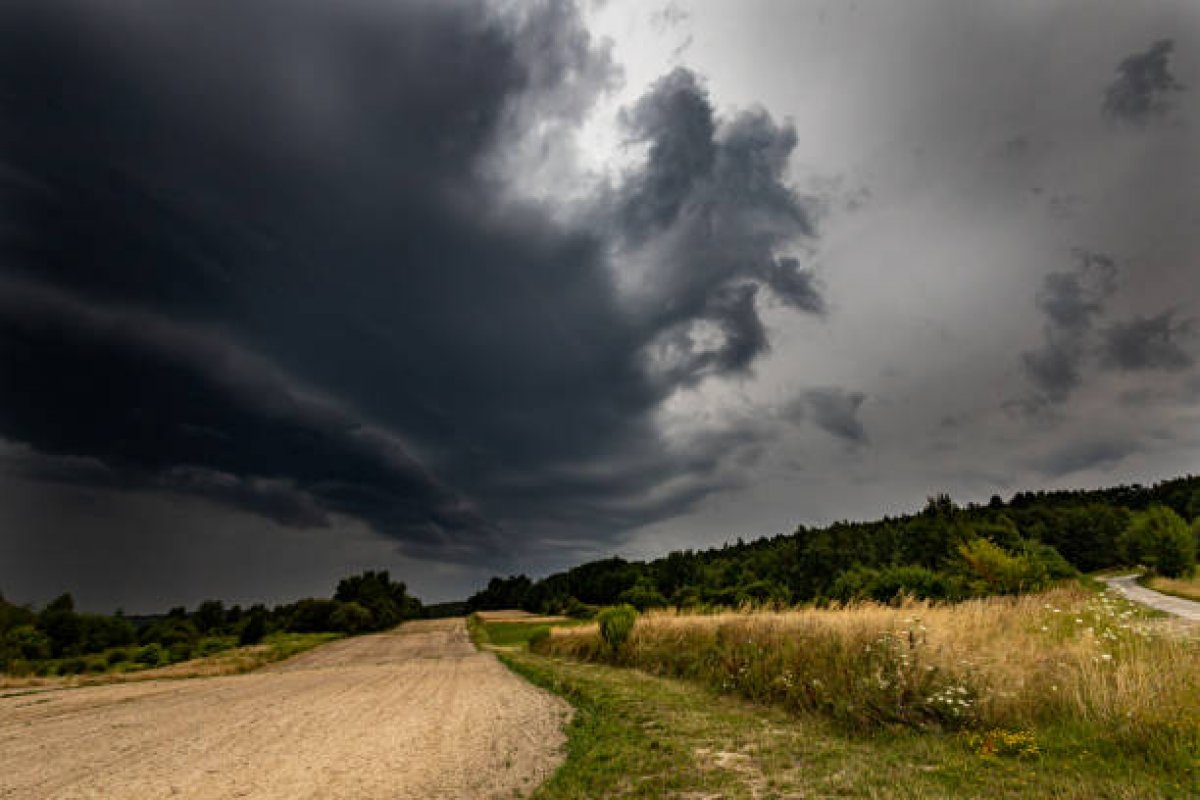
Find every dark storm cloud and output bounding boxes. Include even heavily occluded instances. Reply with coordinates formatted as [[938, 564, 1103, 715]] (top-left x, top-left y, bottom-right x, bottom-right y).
[[1020, 250, 1116, 404], [802, 388, 868, 445], [614, 68, 820, 387], [0, 0, 821, 571], [1099, 312, 1195, 372], [0, 277, 496, 555], [1103, 39, 1185, 124]]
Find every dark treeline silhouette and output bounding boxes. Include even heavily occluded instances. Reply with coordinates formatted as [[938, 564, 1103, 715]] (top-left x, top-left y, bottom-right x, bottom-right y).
[[0, 570, 421, 677], [469, 476, 1200, 614]]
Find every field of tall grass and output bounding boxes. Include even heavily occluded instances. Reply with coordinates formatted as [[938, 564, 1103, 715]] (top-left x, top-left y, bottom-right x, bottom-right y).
[[534, 586, 1198, 768]]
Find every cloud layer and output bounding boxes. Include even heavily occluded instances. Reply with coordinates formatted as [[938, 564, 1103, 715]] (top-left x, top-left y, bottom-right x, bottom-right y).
[[0, 0, 823, 589], [1, 1, 1198, 609]]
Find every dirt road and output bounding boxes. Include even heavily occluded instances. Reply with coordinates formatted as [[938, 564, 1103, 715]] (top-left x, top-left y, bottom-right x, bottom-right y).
[[0, 619, 570, 799], [1103, 574, 1200, 623]]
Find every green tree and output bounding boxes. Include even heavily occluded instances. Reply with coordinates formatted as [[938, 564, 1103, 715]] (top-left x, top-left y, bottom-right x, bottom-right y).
[[330, 601, 373, 633], [238, 610, 268, 645], [1120, 506, 1196, 577]]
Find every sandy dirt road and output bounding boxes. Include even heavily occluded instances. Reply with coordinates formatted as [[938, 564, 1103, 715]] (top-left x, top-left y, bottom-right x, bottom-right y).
[[0, 619, 570, 799]]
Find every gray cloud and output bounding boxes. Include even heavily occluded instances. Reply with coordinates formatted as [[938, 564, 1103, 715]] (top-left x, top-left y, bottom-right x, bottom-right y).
[[1020, 249, 1116, 404], [1103, 39, 1185, 124], [613, 68, 820, 388], [803, 388, 868, 445], [1100, 312, 1195, 372], [1032, 438, 1141, 478]]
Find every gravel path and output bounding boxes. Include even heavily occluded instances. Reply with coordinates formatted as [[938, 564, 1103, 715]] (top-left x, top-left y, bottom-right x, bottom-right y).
[[0, 619, 570, 799], [1102, 574, 1200, 623]]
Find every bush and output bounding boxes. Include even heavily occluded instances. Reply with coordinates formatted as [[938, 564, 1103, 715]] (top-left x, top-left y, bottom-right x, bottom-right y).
[[597, 604, 637, 653], [956, 538, 1049, 595], [4, 624, 51, 660], [618, 582, 667, 611], [330, 601, 374, 633], [167, 641, 193, 663], [563, 597, 595, 620], [288, 598, 339, 633], [135, 643, 166, 667], [238, 613, 267, 646], [59, 656, 87, 675]]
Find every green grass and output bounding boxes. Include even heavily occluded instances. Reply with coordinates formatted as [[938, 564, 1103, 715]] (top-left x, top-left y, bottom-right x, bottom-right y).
[[473, 618, 587, 648], [496, 648, 1197, 799], [256, 631, 341, 664]]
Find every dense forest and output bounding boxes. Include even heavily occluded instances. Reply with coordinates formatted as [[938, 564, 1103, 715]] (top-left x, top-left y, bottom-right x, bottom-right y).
[[0, 570, 420, 677], [468, 476, 1200, 614]]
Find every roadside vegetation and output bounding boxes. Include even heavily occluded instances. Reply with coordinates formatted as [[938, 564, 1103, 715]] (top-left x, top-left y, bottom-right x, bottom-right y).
[[475, 608, 1197, 798], [1145, 574, 1200, 603], [0, 631, 339, 690], [534, 588, 1197, 768], [0, 570, 418, 681], [470, 477, 1200, 616]]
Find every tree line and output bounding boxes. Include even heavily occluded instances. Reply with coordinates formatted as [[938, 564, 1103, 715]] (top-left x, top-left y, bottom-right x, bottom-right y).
[[0, 570, 421, 677], [469, 476, 1200, 614]]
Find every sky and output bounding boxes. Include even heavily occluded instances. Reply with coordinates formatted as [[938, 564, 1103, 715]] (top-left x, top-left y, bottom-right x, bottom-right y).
[[1, 0, 1198, 611]]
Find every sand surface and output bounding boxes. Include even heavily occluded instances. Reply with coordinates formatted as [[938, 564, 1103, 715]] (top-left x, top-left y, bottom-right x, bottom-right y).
[[0, 619, 570, 799]]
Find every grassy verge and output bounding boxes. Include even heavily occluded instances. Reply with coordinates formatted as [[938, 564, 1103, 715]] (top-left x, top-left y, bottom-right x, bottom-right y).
[[496, 647, 1195, 799], [538, 587, 1196, 761], [473, 597, 1197, 798], [1143, 575, 1200, 603], [0, 631, 340, 690]]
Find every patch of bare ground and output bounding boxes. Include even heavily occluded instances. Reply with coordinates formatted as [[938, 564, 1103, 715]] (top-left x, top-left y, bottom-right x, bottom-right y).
[[0, 619, 571, 799]]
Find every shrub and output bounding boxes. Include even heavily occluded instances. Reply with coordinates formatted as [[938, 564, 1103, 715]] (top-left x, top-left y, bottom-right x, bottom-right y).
[[618, 582, 668, 611], [563, 597, 595, 619], [288, 598, 340, 633], [59, 656, 87, 675], [238, 613, 267, 646], [4, 624, 51, 660], [330, 601, 374, 633], [196, 637, 231, 657], [597, 604, 637, 653], [167, 640, 194, 663], [135, 643, 166, 667], [956, 538, 1048, 594]]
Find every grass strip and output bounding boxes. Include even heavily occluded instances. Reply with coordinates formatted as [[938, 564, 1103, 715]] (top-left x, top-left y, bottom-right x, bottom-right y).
[[478, 611, 1196, 799]]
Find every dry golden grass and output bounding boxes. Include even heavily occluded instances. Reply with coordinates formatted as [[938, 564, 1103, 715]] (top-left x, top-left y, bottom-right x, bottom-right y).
[[1147, 574, 1200, 603], [537, 587, 1199, 761], [0, 633, 337, 691]]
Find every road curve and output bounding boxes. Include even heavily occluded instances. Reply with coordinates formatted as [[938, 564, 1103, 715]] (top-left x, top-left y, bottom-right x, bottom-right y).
[[1102, 574, 1200, 623], [0, 618, 570, 799]]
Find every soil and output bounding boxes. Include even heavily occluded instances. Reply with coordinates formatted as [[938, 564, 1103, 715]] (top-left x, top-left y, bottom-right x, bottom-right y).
[[0, 619, 571, 799]]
